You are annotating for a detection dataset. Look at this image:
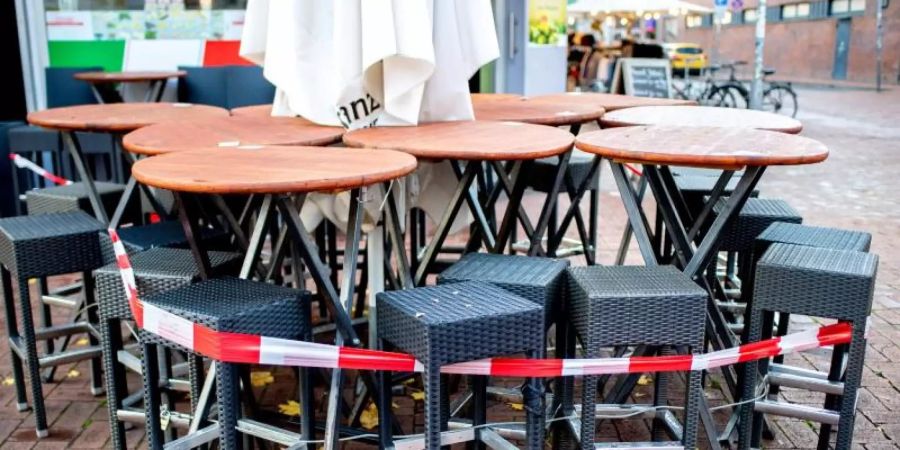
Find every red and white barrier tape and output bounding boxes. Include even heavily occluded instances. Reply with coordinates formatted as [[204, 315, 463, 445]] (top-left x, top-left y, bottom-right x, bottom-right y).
[[623, 163, 643, 177], [109, 229, 854, 377], [8, 153, 72, 186]]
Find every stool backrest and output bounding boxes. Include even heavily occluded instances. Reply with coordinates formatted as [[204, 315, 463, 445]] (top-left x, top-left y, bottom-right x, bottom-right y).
[[226, 65, 275, 108], [45, 67, 102, 108], [178, 65, 275, 109]]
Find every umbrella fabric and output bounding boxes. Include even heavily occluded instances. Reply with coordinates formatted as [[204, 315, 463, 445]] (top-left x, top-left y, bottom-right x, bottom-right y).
[[568, 0, 712, 14], [241, 0, 498, 128], [241, 1, 499, 232]]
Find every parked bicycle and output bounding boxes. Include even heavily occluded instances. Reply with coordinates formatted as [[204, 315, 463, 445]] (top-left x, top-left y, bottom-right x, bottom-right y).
[[705, 61, 799, 117]]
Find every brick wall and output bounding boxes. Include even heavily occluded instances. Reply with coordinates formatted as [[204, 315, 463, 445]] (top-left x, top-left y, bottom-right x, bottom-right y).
[[679, 0, 899, 83]]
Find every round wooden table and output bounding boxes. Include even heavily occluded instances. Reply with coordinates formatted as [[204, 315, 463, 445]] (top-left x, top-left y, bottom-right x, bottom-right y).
[[27, 103, 229, 224], [600, 105, 803, 134], [132, 144, 416, 445], [472, 96, 604, 128], [123, 115, 344, 155], [528, 92, 697, 112], [74, 70, 187, 103], [470, 93, 523, 102], [575, 125, 827, 275], [345, 120, 574, 284]]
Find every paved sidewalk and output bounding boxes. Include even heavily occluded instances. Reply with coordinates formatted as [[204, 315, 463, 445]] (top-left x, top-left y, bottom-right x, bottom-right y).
[[0, 86, 898, 448]]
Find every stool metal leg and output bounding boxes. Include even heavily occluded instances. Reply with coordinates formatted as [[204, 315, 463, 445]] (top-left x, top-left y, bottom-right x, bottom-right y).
[[217, 362, 242, 450], [833, 321, 866, 450], [470, 375, 487, 450], [17, 274, 49, 437], [101, 317, 129, 450], [82, 272, 104, 396], [142, 343, 163, 450], [1, 266, 28, 412], [579, 339, 600, 449], [524, 348, 546, 450], [683, 357, 702, 449]]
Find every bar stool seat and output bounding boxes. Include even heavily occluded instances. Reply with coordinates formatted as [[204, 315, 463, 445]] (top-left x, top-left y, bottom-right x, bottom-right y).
[[739, 244, 877, 450], [527, 151, 598, 193], [25, 182, 139, 223], [565, 265, 707, 449], [712, 197, 802, 253], [94, 248, 241, 449], [140, 277, 312, 450], [100, 221, 229, 264], [377, 281, 545, 450], [438, 253, 569, 329], [755, 222, 871, 255], [0, 211, 105, 438]]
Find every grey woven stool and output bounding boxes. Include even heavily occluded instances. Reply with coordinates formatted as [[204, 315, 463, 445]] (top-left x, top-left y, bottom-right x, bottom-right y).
[[0, 211, 105, 438], [437, 252, 569, 335], [25, 181, 140, 224], [99, 221, 229, 265], [139, 277, 312, 450], [738, 244, 877, 450], [748, 223, 872, 357], [377, 281, 545, 450], [521, 151, 599, 259], [673, 175, 759, 218], [93, 248, 241, 450], [566, 265, 707, 449]]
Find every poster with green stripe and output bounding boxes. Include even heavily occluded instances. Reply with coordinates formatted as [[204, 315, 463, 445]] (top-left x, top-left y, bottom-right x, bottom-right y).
[[48, 40, 126, 72]]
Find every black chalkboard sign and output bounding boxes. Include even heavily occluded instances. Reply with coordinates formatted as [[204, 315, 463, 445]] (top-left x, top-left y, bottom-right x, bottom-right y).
[[610, 58, 673, 98]]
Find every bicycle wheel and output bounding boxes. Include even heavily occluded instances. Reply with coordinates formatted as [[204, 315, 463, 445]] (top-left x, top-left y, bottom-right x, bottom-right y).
[[706, 85, 741, 108], [762, 84, 798, 117]]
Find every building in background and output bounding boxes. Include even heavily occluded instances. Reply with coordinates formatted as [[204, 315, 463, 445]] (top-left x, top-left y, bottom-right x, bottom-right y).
[[680, 0, 898, 84]]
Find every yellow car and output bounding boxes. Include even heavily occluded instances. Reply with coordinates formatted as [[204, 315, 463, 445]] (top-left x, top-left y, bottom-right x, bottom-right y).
[[663, 43, 708, 73]]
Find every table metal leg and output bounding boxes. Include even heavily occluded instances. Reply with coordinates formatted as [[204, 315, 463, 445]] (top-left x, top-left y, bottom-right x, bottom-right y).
[[450, 161, 497, 252], [383, 183, 413, 290], [239, 195, 275, 280], [61, 131, 109, 224], [610, 162, 657, 266], [413, 161, 479, 285], [173, 193, 212, 280], [526, 152, 571, 256], [615, 173, 647, 265]]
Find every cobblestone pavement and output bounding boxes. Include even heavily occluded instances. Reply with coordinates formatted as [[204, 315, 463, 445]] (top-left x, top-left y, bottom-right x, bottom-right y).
[[0, 86, 898, 448]]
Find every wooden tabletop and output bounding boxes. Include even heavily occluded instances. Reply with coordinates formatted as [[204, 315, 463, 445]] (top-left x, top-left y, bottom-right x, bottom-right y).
[[343, 120, 574, 161], [27, 103, 230, 133], [230, 104, 316, 125], [528, 92, 697, 112], [74, 71, 187, 83], [575, 125, 828, 170], [472, 97, 605, 126], [470, 93, 523, 102], [600, 106, 803, 134], [122, 116, 345, 155], [132, 145, 417, 195]]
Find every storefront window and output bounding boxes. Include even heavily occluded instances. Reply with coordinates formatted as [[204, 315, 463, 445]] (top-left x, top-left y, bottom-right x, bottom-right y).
[[782, 3, 811, 19], [830, 0, 866, 14], [742, 8, 758, 22], [685, 15, 703, 28]]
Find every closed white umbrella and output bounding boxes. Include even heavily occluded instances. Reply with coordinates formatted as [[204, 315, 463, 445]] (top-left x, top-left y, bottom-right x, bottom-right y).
[[569, 0, 712, 14], [241, 0, 498, 128]]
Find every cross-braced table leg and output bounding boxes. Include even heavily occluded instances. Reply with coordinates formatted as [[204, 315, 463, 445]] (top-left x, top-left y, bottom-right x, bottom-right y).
[[545, 155, 601, 262], [414, 160, 497, 286], [109, 148, 170, 228], [61, 131, 109, 224]]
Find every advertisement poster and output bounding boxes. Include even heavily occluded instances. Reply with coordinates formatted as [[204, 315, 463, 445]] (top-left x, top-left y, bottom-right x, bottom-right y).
[[528, 0, 567, 45]]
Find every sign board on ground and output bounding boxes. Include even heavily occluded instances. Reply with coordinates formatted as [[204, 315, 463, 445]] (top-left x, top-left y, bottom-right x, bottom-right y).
[[610, 58, 673, 98]]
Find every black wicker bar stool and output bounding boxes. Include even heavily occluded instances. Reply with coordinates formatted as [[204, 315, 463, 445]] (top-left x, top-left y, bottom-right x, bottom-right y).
[[25, 181, 140, 223], [93, 248, 241, 450], [708, 198, 802, 322], [747, 223, 872, 349], [0, 211, 106, 438], [673, 174, 758, 219], [565, 265, 707, 449], [738, 244, 877, 450], [376, 281, 545, 450], [139, 277, 313, 450]]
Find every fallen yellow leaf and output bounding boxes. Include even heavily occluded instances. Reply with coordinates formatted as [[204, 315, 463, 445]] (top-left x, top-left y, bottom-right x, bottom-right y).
[[67, 369, 80, 378], [359, 402, 379, 430], [75, 338, 89, 346], [507, 403, 524, 411], [250, 371, 275, 387], [2, 377, 14, 386], [278, 400, 301, 417], [409, 391, 425, 401], [637, 374, 653, 386]]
